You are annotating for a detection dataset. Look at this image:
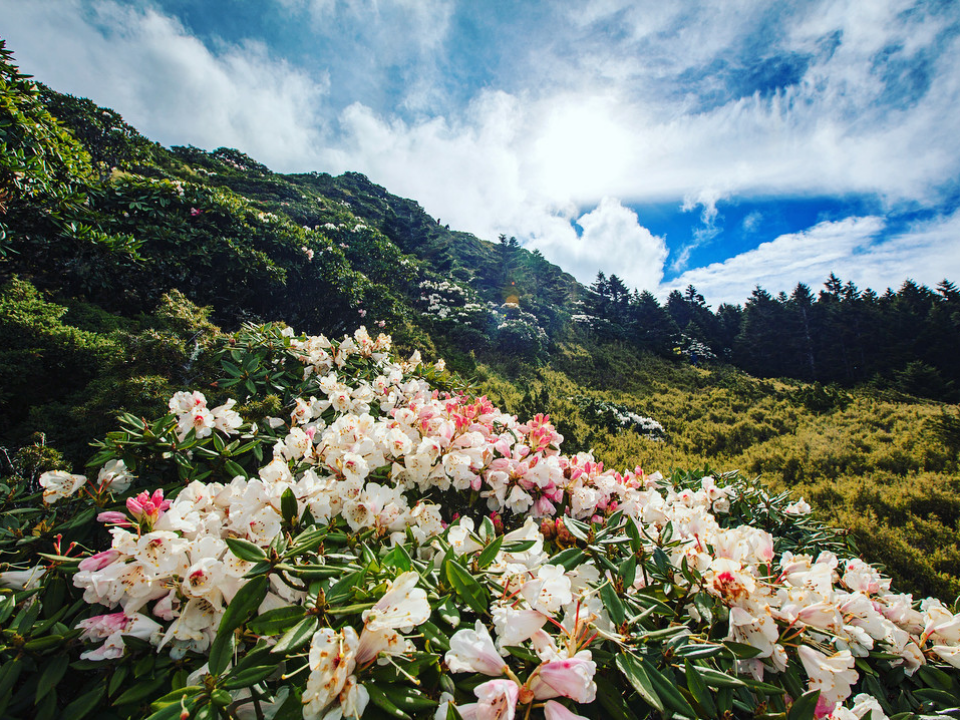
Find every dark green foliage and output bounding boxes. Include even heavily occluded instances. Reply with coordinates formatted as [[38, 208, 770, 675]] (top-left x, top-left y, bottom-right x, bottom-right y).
[[0, 277, 222, 462]]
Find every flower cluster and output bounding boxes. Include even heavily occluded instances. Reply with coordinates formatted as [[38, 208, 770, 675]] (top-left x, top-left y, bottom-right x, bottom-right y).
[[63, 325, 960, 720], [167, 391, 243, 441], [571, 396, 666, 439], [418, 279, 489, 326], [38, 458, 135, 504]]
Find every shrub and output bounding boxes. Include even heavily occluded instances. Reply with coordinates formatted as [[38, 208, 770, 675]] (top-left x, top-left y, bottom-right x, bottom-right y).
[[2, 325, 959, 720]]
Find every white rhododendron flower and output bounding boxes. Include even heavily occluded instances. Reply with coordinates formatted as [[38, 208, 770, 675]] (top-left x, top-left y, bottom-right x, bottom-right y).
[[785, 497, 812, 515], [362, 572, 430, 632], [97, 459, 134, 493], [0, 565, 46, 590], [543, 700, 591, 720], [458, 678, 520, 720], [446, 621, 507, 676], [303, 627, 359, 720], [798, 645, 858, 705], [521, 565, 572, 615], [39, 470, 87, 504]]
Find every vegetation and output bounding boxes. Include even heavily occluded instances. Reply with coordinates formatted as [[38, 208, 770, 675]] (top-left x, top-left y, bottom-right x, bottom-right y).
[[0, 40, 959, 719]]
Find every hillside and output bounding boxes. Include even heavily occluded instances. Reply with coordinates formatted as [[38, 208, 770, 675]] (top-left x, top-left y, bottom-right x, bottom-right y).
[[0, 41, 957, 608]]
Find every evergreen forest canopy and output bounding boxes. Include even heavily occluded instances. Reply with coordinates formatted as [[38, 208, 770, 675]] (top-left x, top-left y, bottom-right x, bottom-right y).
[[1, 41, 960, 720]]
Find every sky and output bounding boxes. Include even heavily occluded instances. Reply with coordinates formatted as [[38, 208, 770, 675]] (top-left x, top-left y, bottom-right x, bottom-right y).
[[3, 0, 960, 306]]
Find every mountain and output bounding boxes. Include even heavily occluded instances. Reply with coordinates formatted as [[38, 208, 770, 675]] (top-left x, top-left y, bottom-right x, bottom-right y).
[[1, 43, 958, 601]]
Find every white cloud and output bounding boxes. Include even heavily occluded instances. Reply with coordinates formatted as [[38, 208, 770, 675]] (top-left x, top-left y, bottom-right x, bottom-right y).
[[527, 198, 668, 292], [742, 211, 762, 233], [663, 210, 960, 306], [663, 217, 884, 305], [0, 0, 329, 168]]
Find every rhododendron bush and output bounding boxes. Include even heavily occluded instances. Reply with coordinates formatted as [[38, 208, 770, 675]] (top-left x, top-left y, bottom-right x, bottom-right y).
[[1, 324, 959, 720]]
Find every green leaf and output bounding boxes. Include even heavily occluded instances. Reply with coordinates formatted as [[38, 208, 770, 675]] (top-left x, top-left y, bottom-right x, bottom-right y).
[[600, 582, 626, 626], [36, 654, 70, 702], [146, 699, 198, 720], [690, 666, 748, 689], [476, 535, 503, 569], [64, 686, 105, 719], [501, 539, 537, 553], [271, 615, 318, 655], [652, 547, 671, 576], [562, 517, 590, 541], [625, 518, 644, 552], [150, 686, 204, 708], [107, 663, 130, 699], [549, 547, 586, 571], [291, 564, 344, 579], [225, 537, 267, 562], [914, 688, 960, 706], [246, 605, 306, 636], [437, 595, 461, 628], [420, 621, 451, 652], [673, 644, 724, 659], [596, 675, 640, 720], [722, 641, 764, 659], [445, 557, 488, 615], [380, 685, 438, 713], [788, 690, 821, 720], [327, 570, 363, 605], [24, 634, 64, 651], [327, 602, 376, 615], [366, 683, 412, 720], [685, 660, 717, 718], [383, 544, 413, 572], [208, 630, 236, 677], [223, 664, 278, 690], [504, 645, 539, 663], [481, 515, 496, 538], [618, 555, 638, 589], [642, 658, 698, 719], [113, 675, 166, 706], [220, 575, 269, 633], [0, 657, 23, 705], [616, 652, 663, 713], [286, 527, 327, 556], [223, 459, 248, 478], [281, 487, 298, 525]]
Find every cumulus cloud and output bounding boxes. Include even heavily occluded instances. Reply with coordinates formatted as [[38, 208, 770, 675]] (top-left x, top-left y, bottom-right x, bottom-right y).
[[527, 198, 668, 292], [663, 210, 960, 306], [0, 0, 329, 168]]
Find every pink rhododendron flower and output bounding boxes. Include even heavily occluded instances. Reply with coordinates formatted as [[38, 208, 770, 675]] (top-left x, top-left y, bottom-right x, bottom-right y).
[[544, 700, 591, 720], [530, 652, 597, 703], [127, 489, 171, 525]]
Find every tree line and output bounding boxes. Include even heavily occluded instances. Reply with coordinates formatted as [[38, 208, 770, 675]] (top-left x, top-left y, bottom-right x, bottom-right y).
[[583, 272, 960, 400]]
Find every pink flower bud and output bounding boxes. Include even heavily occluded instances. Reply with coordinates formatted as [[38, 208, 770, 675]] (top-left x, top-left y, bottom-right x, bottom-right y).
[[96, 511, 130, 526], [78, 549, 121, 572]]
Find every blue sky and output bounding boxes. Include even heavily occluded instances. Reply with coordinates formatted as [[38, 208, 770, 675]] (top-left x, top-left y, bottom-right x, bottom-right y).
[[3, 0, 960, 305]]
